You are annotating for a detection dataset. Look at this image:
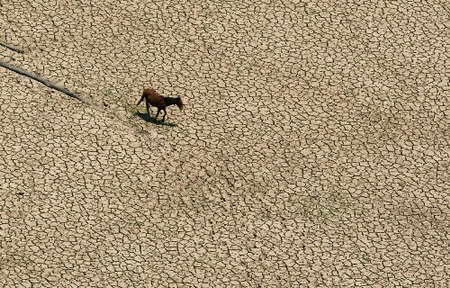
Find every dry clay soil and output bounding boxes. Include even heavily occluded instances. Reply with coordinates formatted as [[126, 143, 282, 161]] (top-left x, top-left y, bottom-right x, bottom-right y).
[[0, 1, 449, 287]]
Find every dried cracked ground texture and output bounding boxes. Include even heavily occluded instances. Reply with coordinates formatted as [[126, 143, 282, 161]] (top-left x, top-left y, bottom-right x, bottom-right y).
[[0, 0, 449, 287]]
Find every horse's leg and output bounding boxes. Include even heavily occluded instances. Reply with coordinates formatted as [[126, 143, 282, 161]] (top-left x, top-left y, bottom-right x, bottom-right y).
[[146, 101, 152, 116], [162, 109, 167, 122], [155, 108, 161, 121]]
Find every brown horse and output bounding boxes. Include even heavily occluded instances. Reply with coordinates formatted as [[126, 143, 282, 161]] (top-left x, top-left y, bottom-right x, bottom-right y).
[[136, 88, 183, 122]]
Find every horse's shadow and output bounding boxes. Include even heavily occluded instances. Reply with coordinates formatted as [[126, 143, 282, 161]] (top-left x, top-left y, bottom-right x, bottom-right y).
[[134, 112, 177, 127]]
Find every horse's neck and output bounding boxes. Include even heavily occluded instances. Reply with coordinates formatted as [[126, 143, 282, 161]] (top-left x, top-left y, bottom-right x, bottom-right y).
[[164, 97, 175, 106]]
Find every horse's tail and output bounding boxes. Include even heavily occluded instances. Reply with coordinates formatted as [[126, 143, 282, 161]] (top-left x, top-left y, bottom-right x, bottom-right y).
[[136, 90, 145, 106]]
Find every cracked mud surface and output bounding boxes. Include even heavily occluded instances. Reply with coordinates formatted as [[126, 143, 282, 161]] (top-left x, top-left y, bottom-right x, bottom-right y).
[[1, 1, 449, 287]]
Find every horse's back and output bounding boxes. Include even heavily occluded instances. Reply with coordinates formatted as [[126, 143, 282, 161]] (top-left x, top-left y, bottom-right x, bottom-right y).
[[143, 88, 164, 107]]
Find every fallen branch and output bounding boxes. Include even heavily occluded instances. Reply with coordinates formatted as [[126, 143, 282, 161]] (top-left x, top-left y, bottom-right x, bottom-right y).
[[0, 42, 24, 54], [0, 60, 84, 102]]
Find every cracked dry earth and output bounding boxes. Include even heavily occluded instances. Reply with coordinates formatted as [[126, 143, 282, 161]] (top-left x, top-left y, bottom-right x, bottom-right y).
[[0, 0, 449, 287]]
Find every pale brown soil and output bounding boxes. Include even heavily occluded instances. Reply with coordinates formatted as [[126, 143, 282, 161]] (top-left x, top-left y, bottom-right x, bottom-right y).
[[0, 1, 449, 287]]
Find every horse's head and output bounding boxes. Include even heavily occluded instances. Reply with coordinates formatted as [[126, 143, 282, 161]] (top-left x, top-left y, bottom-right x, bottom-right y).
[[176, 97, 184, 110]]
